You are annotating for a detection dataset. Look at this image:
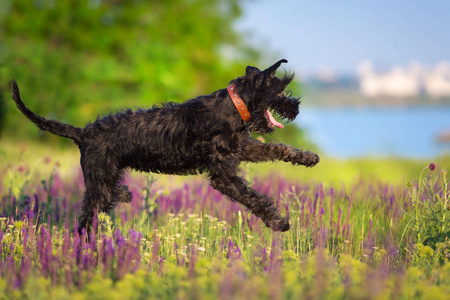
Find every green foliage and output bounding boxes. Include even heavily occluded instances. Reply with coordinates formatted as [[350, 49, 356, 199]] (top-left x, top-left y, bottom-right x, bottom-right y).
[[405, 167, 449, 253], [0, 87, 5, 134], [0, 0, 251, 137]]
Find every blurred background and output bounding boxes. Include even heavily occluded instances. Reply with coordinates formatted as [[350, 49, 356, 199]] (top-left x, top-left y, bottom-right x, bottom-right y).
[[238, 0, 450, 158], [0, 0, 449, 160]]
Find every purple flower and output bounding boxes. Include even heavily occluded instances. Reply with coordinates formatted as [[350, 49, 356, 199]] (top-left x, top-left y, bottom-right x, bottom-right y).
[[336, 207, 341, 238], [389, 195, 395, 208], [234, 245, 242, 259], [158, 256, 164, 276], [329, 188, 334, 229], [33, 194, 40, 221], [189, 248, 197, 278], [227, 239, 234, 259], [429, 163, 436, 171]]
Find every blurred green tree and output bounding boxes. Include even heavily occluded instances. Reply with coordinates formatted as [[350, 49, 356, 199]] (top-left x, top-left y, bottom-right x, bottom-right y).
[[0, 0, 249, 136], [0, 0, 312, 149], [0, 85, 5, 135]]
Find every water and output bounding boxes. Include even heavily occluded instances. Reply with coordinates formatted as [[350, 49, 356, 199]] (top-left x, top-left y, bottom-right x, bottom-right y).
[[296, 106, 450, 158]]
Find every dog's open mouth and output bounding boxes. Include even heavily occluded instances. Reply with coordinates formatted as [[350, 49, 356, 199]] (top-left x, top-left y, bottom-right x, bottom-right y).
[[266, 110, 284, 129]]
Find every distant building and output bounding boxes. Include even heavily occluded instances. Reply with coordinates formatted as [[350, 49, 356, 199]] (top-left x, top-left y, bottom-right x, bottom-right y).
[[358, 61, 450, 99], [423, 62, 450, 99]]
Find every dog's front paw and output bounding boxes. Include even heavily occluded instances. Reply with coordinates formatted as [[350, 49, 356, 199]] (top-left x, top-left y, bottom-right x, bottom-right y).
[[293, 151, 320, 167], [304, 152, 320, 168], [268, 216, 290, 232]]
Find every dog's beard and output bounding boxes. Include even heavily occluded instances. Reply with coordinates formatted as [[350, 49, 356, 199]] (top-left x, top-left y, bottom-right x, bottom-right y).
[[268, 95, 300, 122], [245, 94, 300, 134], [246, 108, 280, 134]]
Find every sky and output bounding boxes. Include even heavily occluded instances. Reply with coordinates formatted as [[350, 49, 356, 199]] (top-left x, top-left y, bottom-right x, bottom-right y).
[[237, 0, 450, 76]]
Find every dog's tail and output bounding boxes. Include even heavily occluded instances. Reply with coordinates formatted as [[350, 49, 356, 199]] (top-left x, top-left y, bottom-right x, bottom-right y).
[[11, 79, 83, 142]]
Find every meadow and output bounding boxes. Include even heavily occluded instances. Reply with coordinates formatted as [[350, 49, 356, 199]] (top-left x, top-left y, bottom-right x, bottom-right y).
[[0, 143, 449, 299]]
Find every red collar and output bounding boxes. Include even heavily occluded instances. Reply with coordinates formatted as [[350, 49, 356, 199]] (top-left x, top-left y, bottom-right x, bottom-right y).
[[227, 84, 251, 122]]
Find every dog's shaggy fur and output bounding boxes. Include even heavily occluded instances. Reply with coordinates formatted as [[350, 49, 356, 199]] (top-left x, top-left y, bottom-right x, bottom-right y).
[[11, 59, 319, 233]]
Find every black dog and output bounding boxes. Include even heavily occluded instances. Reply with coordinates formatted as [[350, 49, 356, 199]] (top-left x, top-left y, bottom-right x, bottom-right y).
[[11, 59, 319, 233]]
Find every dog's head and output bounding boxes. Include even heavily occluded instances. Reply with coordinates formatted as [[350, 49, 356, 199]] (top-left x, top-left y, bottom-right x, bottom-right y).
[[229, 59, 300, 134]]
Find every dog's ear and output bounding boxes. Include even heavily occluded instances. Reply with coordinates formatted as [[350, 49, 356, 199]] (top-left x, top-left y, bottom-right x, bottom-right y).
[[246, 66, 260, 76], [246, 65, 267, 88], [264, 59, 288, 79]]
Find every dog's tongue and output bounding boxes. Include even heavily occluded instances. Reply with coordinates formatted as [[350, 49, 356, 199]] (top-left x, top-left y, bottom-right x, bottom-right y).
[[266, 110, 284, 129]]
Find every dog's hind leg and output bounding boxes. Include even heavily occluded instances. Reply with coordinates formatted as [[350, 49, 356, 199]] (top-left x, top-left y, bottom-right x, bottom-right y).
[[78, 183, 130, 234], [78, 184, 130, 235], [78, 155, 123, 234], [115, 185, 132, 203], [78, 180, 113, 235], [209, 172, 290, 232]]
